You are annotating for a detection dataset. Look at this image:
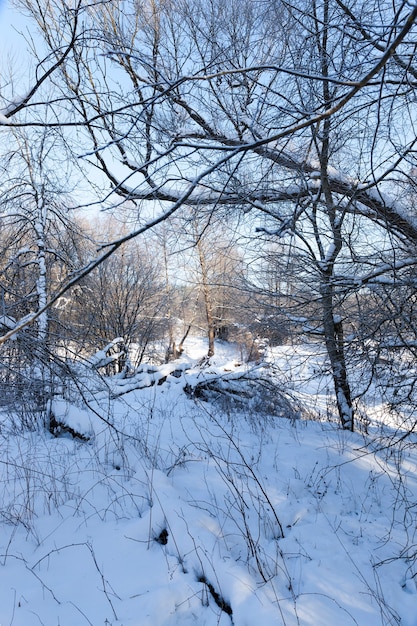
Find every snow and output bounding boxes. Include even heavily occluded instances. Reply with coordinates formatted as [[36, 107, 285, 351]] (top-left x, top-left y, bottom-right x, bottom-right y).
[[49, 398, 96, 439], [0, 338, 417, 625]]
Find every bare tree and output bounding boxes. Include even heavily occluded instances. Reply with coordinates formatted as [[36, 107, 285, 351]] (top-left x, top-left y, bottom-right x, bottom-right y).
[[66, 219, 167, 368]]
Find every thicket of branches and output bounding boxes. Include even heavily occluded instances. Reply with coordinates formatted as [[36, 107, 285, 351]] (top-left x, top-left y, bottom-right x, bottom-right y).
[[1, 0, 417, 430]]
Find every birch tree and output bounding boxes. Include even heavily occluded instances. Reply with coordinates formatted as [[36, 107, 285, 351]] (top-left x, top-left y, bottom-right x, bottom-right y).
[[0, 127, 84, 412]]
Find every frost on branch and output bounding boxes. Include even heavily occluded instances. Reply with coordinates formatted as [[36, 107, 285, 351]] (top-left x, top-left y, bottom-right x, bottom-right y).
[[89, 338, 128, 375]]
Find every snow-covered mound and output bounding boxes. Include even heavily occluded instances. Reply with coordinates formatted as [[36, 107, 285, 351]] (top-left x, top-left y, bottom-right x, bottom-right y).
[[0, 339, 416, 625]]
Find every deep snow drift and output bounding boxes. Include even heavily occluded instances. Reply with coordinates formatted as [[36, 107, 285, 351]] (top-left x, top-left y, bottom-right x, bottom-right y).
[[0, 339, 416, 625]]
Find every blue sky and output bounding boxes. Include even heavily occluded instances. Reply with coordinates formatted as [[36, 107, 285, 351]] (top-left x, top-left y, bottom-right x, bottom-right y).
[[0, 0, 34, 60]]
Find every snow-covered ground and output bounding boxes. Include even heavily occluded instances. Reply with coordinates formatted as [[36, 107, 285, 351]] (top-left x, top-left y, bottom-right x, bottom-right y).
[[0, 338, 416, 625]]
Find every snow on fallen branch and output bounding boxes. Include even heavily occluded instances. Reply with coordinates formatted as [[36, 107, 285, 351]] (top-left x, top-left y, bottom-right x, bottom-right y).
[[183, 362, 303, 419]]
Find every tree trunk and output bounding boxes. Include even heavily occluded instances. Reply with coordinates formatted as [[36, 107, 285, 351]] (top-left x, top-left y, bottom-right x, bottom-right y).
[[196, 236, 216, 358], [321, 280, 354, 431]]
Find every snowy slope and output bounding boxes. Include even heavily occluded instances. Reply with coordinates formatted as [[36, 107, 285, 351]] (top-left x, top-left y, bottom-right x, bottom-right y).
[[0, 339, 416, 625]]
